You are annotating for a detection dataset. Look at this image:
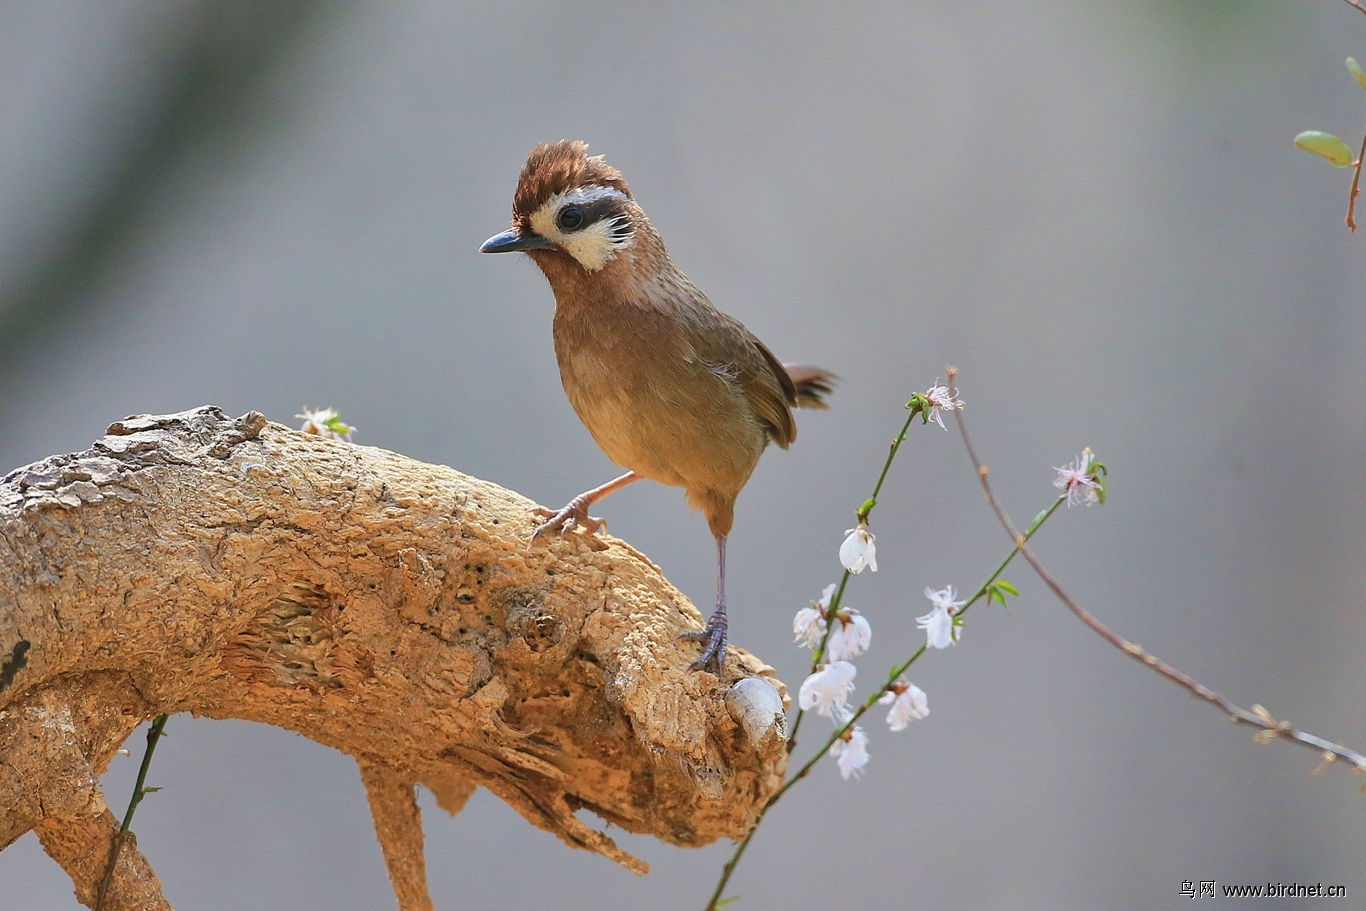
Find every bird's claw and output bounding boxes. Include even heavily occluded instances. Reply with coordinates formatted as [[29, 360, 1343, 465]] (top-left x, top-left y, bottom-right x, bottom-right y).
[[679, 608, 728, 673], [530, 495, 606, 541]]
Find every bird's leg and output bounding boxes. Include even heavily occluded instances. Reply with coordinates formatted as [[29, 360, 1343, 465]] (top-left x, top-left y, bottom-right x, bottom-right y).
[[531, 471, 639, 540], [681, 533, 729, 672]]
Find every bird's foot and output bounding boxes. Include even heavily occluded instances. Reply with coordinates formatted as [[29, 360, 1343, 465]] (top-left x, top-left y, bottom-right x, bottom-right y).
[[530, 494, 606, 541], [680, 606, 728, 673]]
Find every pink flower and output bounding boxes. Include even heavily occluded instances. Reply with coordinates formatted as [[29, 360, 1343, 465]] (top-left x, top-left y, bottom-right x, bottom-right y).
[[923, 380, 964, 430], [1053, 447, 1105, 507]]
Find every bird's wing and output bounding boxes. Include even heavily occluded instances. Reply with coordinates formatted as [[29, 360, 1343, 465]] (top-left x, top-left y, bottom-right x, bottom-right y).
[[690, 310, 798, 449], [745, 333, 800, 447]]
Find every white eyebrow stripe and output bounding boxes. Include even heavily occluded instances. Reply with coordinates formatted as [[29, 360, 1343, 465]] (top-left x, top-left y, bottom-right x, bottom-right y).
[[553, 185, 630, 207]]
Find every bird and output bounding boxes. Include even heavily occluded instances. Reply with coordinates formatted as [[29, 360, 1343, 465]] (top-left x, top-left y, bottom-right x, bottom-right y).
[[479, 140, 834, 673]]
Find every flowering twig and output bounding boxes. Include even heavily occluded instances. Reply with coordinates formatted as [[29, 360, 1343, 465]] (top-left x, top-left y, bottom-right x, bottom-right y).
[[709, 362, 1366, 910], [706, 384, 948, 910], [954, 407, 1366, 773], [705, 372, 1063, 910], [702, 492, 1052, 909], [788, 376, 961, 746]]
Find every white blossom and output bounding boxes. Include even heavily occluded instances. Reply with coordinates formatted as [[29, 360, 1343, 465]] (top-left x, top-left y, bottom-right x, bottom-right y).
[[839, 525, 877, 574], [917, 585, 964, 649], [296, 406, 356, 441], [798, 661, 857, 718], [792, 606, 826, 649], [879, 682, 929, 731], [792, 584, 836, 649], [826, 609, 872, 661], [829, 726, 870, 779]]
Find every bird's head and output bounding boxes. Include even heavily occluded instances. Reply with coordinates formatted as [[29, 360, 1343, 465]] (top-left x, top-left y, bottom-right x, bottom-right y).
[[479, 140, 647, 275]]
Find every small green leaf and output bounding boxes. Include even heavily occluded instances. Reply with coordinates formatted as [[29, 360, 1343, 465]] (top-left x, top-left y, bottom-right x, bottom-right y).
[[858, 497, 877, 518], [1349, 57, 1366, 93], [1294, 131, 1356, 167], [986, 579, 1019, 608], [323, 414, 355, 436]]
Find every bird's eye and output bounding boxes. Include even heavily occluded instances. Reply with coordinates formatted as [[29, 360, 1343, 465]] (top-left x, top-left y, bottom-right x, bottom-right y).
[[556, 205, 586, 231]]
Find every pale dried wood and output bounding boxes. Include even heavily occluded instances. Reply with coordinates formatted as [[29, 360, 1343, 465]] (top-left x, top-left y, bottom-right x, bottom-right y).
[[0, 407, 789, 910]]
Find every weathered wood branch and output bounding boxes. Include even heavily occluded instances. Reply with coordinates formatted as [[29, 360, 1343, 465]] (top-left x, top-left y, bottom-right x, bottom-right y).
[[0, 406, 789, 910]]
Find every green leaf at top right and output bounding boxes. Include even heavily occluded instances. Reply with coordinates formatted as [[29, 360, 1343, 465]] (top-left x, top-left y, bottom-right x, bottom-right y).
[[1294, 130, 1356, 167], [1348, 57, 1366, 93]]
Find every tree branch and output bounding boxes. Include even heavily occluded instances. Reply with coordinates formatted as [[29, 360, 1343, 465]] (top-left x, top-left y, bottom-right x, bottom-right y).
[[0, 406, 789, 910], [953, 409, 1366, 773]]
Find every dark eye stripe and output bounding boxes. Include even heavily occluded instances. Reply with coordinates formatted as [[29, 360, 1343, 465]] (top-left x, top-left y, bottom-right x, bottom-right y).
[[552, 196, 635, 244]]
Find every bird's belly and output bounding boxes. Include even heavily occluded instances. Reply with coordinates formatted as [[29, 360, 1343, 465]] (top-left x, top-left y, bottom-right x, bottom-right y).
[[558, 348, 764, 498]]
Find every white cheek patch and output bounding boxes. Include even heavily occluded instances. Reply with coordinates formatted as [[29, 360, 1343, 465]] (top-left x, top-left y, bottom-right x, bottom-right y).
[[528, 186, 635, 272]]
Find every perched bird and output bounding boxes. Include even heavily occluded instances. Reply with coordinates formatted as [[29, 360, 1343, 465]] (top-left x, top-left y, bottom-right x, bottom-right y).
[[479, 140, 834, 672]]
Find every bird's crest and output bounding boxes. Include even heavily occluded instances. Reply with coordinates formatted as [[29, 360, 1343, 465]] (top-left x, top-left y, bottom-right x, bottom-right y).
[[512, 140, 632, 229]]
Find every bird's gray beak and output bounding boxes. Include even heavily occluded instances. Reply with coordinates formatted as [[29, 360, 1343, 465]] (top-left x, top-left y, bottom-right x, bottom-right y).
[[479, 229, 554, 254]]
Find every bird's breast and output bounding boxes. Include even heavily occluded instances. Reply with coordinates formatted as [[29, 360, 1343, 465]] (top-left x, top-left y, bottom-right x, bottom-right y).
[[551, 301, 766, 498]]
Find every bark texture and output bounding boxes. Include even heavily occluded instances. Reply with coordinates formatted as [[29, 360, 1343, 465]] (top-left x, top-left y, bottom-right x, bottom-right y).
[[0, 407, 789, 909]]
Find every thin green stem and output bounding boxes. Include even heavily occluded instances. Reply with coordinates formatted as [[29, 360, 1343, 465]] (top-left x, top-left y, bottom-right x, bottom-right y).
[[706, 494, 1062, 909], [862, 404, 923, 521], [708, 404, 924, 910], [94, 713, 169, 911], [789, 404, 924, 748]]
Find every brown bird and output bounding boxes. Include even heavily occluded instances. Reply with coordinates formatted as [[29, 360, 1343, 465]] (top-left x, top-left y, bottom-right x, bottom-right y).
[[479, 140, 834, 672]]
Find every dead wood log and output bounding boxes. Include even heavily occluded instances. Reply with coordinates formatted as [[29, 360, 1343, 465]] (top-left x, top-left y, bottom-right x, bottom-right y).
[[0, 406, 789, 910]]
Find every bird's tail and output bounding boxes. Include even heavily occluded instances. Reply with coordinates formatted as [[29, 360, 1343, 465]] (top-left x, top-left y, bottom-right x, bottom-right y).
[[782, 364, 838, 409]]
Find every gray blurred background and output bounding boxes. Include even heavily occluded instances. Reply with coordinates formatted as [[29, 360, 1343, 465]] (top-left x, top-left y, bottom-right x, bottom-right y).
[[4, 2, 1366, 909]]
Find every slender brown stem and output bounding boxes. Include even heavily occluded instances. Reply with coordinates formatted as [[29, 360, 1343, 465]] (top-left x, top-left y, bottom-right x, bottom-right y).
[[1347, 128, 1366, 232], [954, 409, 1366, 771]]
